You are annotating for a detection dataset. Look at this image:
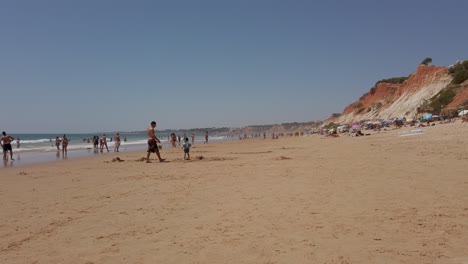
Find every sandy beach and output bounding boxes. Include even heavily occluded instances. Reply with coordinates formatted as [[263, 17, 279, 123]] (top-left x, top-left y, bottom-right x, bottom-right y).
[[1, 123, 468, 264]]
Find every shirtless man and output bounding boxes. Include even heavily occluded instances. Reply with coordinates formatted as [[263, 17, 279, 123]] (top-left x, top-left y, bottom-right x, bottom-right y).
[[114, 132, 121, 152], [1, 131, 15, 161], [204, 131, 209, 144], [146, 121, 165, 163]]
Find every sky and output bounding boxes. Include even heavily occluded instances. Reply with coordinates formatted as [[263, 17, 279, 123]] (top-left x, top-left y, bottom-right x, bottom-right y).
[[1, 0, 467, 133]]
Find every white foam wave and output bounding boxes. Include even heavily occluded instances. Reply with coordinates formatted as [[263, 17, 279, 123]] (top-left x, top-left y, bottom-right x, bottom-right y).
[[207, 136, 227, 140], [17, 139, 52, 144], [15, 146, 56, 153]]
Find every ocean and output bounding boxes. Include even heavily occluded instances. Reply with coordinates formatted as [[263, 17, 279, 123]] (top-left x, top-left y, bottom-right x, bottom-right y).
[[2, 132, 230, 168]]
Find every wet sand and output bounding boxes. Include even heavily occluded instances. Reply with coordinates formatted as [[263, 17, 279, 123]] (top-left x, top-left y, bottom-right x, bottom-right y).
[[1, 123, 468, 263]]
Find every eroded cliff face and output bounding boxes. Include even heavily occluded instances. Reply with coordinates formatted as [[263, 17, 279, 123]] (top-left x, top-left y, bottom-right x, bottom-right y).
[[447, 81, 468, 108], [330, 65, 453, 124]]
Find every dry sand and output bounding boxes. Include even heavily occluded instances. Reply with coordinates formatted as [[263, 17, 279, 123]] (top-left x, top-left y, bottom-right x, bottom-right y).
[[1, 123, 468, 264]]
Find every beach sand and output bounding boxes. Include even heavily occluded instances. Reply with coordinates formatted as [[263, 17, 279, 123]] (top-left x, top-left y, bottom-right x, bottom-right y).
[[1, 123, 468, 264]]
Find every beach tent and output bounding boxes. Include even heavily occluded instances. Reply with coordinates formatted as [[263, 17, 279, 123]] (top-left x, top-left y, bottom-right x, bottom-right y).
[[364, 122, 374, 129], [458, 110, 468, 116], [431, 115, 444, 121], [423, 113, 433, 120], [337, 125, 349, 133], [382, 120, 393, 127]]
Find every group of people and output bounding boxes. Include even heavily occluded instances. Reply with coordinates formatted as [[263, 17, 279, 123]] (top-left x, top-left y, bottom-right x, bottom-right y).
[[91, 133, 122, 152], [169, 131, 209, 148], [54, 135, 69, 155], [2, 122, 211, 164], [146, 121, 204, 162]]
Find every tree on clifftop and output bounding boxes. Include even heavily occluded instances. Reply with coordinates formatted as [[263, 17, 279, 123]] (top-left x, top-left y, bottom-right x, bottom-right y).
[[421, 57, 432, 66]]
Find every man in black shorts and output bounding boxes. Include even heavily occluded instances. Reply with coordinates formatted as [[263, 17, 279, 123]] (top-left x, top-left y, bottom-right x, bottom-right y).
[[1, 131, 15, 161], [146, 121, 166, 163]]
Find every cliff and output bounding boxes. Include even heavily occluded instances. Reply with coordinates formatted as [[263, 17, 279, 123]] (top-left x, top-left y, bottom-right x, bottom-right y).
[[327, 63, 468, 124]]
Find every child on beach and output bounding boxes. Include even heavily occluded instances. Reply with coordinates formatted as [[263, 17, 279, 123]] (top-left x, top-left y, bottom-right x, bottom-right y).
[[182, 137, 191, 160], [55, 136, 61, 150]]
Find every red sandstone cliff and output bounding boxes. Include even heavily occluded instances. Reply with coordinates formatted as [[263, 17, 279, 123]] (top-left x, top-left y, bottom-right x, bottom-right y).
[[447, 81, 468, 108], [326, 64, 468, 124]]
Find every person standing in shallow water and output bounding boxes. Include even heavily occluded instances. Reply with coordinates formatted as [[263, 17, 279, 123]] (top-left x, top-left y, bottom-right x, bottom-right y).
[[146, 121, 165, 163], [114, 132, 121, 152], [101, 133, 109, 152], [55, 136, 61, 150], [62, 134, 69, 156], [204, 131, 208, 144], [1, 131, 15, 161]]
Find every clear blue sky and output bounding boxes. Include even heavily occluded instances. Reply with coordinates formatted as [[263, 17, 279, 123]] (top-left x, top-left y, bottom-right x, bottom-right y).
[[1, 0, 467, 133]]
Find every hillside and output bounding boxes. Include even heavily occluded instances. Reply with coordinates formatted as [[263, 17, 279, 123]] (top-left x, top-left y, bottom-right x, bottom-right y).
[[326, 61, 468, 124]]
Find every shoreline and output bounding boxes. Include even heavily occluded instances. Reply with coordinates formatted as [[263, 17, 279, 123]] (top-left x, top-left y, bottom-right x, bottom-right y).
[[1, 137, 237, 169]]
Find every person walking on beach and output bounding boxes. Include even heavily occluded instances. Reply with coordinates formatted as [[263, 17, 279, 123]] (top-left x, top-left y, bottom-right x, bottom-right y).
[[101, 133, 109, 152], [55, 136, 61, 150], [16, 138, 20, 148], [62, 134, 69, 156], [204, 131, 208, 144], [114, 132, 121, 152], [182, 137, 191, 160], [191, 133, 195, 145], [1, 131, 15, 161], [146, 121, 165, 163]]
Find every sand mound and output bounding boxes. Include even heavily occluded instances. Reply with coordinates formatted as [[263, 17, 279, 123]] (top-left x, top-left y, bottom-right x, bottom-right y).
[[112, 157, 124, 162]]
